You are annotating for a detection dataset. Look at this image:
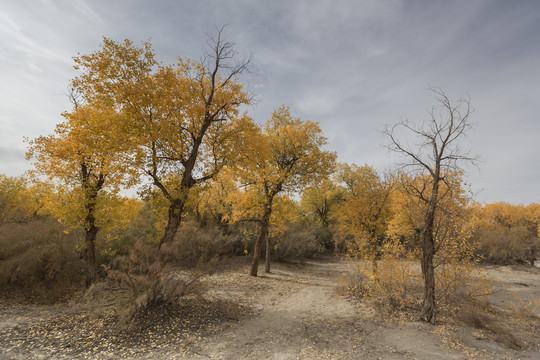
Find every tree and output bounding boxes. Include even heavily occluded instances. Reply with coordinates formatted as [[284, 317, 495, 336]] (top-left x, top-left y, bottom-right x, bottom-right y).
[[234, 105, 336, 276], [191, 167, 239, 234], [70, 29, 253, 255], [300, 179, 344, 227], [334, 163, 393, 255], [387, 171, 472, 260], [333, 164, 393, 271], [469, 202, 540, 263], [0, 175, 43, 223], [26, 102, 132, 279], [384, 87, 478, 323]]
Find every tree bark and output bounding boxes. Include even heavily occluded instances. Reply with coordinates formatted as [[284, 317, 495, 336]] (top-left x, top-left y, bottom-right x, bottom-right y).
[[250, 206, 272, 276], [265, 234, 271, 273], [420, 233, 436, 323], [84, 215, 99, 285], [158, 199, 185, 253], [83, 196, 99, 285], [420, 179, 439, 324]]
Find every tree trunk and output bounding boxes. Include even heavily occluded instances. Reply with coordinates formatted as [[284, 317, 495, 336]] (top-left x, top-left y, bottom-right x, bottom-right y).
[[250, 206, 272, 276], [420, 230, 436, 323], [83, 203, 99, 285], [80, 164, 104, 285], [158, 200, 185, 254], [372, 256, 378, 277], [265, 235, 271, 273], [84, 220, 99, 285], [420, 180, 439, 324]]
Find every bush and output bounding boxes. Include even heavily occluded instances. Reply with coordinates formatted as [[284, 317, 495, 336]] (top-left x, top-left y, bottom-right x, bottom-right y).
[[458, 307, 525, 350], [473, 226, 536, 264], [0, 218, 87, 302], [87, 241, 216, 329], [271, 223, 327, 261], [436, 261, 492, 313], [168, 221, 244, 266], [342, 239, 421, 311], [343, 239, 492, 316]]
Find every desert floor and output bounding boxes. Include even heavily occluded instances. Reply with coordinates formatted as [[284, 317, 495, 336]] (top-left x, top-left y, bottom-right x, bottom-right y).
[[1, 257, 539, 359]]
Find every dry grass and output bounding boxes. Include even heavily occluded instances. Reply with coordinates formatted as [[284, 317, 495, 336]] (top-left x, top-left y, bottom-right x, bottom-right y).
[[0, 218, 87, 303], [457, 306, 526, 350], [84, 241, 220, 329]]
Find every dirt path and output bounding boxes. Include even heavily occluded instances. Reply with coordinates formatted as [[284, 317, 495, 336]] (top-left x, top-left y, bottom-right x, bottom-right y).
[[189, 260, 376, 359], [1, 258, 539, 359], [181, 259, 520, 360]]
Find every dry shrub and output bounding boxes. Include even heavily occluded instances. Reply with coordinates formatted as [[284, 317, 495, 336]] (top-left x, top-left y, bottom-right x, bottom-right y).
[[0, 218, 86, 302], [370, 242, 421, 311], [86, 241, 216, 329], [272, 223, 327, 261], [170, 221, 241, 267], [508, 290, 540, 320], [340, 259, 372, 298], [458, 307, 525, 350], [473, 226, 535, 264], [436, 261, 492, 314], [342, 239, 422, 312], [344, 238, 492, 317]]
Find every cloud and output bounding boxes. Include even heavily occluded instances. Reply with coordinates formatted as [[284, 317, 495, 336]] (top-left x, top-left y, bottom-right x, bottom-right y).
[[1, 0, 539, 204]]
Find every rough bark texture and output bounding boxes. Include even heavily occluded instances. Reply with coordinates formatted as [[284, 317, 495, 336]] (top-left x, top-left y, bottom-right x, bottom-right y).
[[251, 206, 272, 277], [81, 163, 104, 285], [159, 200, 185, 252], [156, 138, 197, 255]]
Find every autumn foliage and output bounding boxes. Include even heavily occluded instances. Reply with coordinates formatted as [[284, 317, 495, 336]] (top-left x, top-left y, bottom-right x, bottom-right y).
[[2, 33, 539, 333]]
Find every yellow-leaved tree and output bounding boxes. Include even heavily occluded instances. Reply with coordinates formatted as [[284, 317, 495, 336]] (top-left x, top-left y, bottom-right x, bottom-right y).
[[386, 171, 487, 310], [0, 175, 44, 223], [300, 179, 344, 228], [233, 105, 336, 276], [70, 30, 253, 255], [26, 101, 135, 280], [470, 201, 540, 263], [387, 171, 472, 261], [190, 167, 240, 235], [334, 163, 393, 259]]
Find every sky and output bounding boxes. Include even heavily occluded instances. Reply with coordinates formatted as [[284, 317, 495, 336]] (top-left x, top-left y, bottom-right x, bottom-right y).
[[1, 0, 539, 204]]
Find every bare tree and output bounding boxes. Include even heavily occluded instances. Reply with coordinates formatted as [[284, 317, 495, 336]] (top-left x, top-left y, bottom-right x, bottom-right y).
[[384, 87, 479, 323]]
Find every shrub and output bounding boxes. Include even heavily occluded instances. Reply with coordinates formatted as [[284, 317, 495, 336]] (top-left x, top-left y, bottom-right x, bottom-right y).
[[473, 226, 536, 264], [342, 239, 421, 311], [436, 260, 492, 313], [168, 221, 244, 267], [343, 238, 492, 316], [508, 290, 540, 320], [271, 223, 327, 261], [458, 307, 525, 350], [0, 218, 87, 302], [87, 241, 216, 329]]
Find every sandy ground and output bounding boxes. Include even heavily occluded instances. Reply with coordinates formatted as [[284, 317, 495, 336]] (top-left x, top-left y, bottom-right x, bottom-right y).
[[1, 257, 539, 359]]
